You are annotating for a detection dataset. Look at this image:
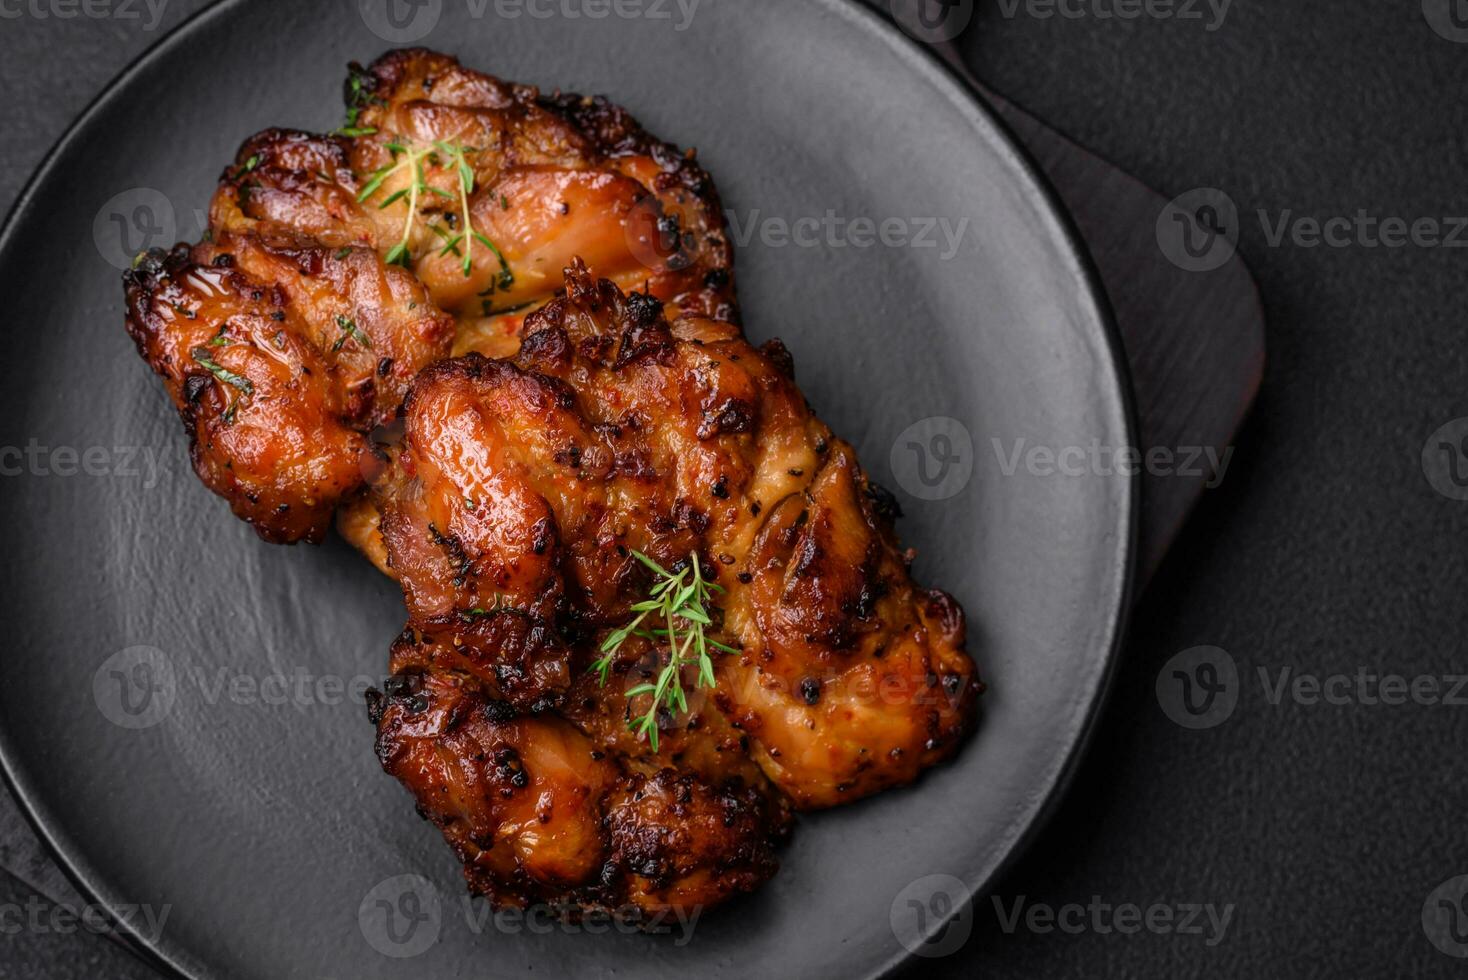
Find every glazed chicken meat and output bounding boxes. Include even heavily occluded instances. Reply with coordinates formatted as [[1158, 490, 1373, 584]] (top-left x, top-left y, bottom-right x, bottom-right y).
[[126, 48, 734, 547], [120, 50, 981, 922]]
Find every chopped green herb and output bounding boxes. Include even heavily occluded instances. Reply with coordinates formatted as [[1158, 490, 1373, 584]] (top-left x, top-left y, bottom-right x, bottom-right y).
[[190, 347, 254, 397], [331, 314, 372, 352]]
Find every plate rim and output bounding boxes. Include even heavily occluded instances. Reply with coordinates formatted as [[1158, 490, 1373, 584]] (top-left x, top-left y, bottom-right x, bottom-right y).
[[829, 2, 1139, 975], [0, 1, 1139, 977]]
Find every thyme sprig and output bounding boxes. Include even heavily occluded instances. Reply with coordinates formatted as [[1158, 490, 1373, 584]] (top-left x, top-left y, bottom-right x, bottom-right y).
[[592, 551, 737, 751], [429, 140, 514, 287], [355, 139, 513, 285], [357, 141, 434, 267]]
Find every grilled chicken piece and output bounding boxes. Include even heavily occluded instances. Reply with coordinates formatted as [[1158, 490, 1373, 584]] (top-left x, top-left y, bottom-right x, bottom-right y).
[[122, 230, 455, 542], [126, 49, 735, 551], [374, 264, 979, 886], [371, 639, 788, 915], [210, 48, 735, 357]]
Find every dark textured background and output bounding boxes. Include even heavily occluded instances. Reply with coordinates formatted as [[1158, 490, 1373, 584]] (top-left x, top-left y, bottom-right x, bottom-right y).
[[2, 1, 1465, 977]]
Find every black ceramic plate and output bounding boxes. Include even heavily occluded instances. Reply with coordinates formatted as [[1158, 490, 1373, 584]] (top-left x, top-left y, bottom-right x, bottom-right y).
[[0, 1, 1135, 977]]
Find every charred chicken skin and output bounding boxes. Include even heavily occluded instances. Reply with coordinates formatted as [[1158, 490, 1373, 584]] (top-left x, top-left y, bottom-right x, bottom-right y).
[[120, 50, 980, 924]]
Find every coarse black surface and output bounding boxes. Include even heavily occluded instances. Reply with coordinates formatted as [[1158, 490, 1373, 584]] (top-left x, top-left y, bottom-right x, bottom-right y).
[[922, 2, 1468, 979], [1, 0, 1462, 978], [0, 867, 157, 980], [0, 1, 1135, 978]]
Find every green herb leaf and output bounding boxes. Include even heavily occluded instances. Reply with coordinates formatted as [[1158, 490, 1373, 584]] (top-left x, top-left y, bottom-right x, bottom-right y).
[[190, 348, 254, 397], [331, 314, 372, 352]]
